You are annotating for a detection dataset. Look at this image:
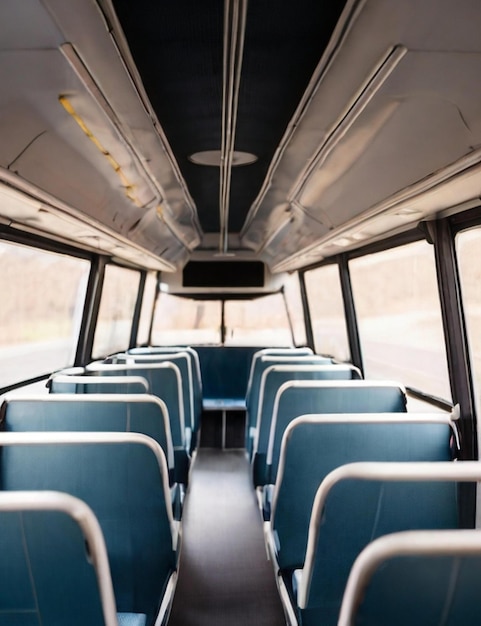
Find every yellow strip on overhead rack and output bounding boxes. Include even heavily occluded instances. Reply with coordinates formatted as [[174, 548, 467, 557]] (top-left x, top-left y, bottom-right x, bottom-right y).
[[59, 95, 142, 207]]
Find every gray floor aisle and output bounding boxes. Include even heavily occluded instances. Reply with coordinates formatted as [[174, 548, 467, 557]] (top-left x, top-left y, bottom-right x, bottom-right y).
[[167, 448, 287, 626]]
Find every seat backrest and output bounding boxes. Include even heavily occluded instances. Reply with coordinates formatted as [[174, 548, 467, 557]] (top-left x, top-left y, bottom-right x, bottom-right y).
[[246, 355, 332, 433], [0, 490, 118, 626], [195, 346, 263, 404], [247, 363, 362, 458], [86, 363, 190, 484], [298, 461, 479, 626], [116, 352, 198, 436], [85, 361, 187, 447], [0, 394, 175, 484], [253, 380, 407, 486], [0, 431, 177, 626], [270, 413, 456, 572], [338, 529, 481, 626], [129, 346, 203, 410], [246, 347, 314, 401], [49, 374, 150, 394]]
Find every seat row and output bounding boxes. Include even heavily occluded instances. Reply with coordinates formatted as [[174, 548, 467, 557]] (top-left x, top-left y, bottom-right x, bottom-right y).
[[0, 344, 324, 624], [245, 348, 481, 626], [0, 345, 203, 626], [244, 348, 405, 507], [2, 345, 478, 625], [49, 345, 203, 487], [267, 411, 461, 624], [0, 430, 177, 626]]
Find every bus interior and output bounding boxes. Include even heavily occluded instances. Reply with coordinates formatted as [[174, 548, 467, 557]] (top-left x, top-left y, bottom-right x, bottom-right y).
[[1, 1, 481, 625]]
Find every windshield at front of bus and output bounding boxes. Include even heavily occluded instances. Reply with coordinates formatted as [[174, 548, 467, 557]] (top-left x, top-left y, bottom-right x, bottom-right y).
[[150, 277, 307, 348]]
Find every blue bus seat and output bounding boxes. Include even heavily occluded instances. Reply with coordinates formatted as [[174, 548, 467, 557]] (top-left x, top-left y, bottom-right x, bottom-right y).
[[295, 460, 477, 626], [0, 393, 174, 480], [85, 361, 190, 484], [246, 354, 329, 422], [129, 346, 203, 421], [253, 380, 407, 488], [338, 528, 481, 626], [48, 374, 150, 394], [245, 347, 314, 403], [0, 490, 122, 626], [267, 413, 457, 579], [0, 432, 178, 626], [195, 346, 262, 406], [0, 393, 184, 518], [247, 363, 362, 458], [118, 351, 200, 448]]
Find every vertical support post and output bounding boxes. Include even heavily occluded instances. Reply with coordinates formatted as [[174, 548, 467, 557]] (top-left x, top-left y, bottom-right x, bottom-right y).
[[298, 270, 315, 350], [75, 256, 107, 365], [129, 271, 146, 349], [280, 286, 296, 346], [221, 299, 226, 345], [430, 218, 477, 526], [430, 220, 477, 454], [147, 272, 160, 347], [338, 255, 364, 373]]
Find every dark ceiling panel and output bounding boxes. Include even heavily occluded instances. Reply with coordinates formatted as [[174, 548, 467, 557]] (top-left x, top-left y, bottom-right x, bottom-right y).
[[112, 0, 347, 235]]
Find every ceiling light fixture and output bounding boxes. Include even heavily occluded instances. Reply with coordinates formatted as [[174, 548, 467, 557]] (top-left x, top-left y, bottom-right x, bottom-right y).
[[189, 150, 257, 166]]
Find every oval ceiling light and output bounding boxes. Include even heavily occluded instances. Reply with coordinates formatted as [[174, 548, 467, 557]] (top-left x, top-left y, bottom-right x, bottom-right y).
[[189, 150, 257, 166]]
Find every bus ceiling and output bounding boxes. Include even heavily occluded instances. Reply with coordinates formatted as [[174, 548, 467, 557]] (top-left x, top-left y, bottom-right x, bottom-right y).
[[0, 1, 481, 272]]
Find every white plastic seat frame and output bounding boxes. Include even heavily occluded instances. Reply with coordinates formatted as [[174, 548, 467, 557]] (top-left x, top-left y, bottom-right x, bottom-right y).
[[0, 490, 119, 626], [299, 459, 481, 609], [338, 528, 481, 626], [48, 374, 150, 393]]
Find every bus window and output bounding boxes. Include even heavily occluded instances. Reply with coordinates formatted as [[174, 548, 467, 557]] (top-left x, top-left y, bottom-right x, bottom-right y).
[[0, 240, 90, 388], [151, 293, 222, 345], [304, 263, 350, 361], [137, 271, 158, 346], [92, 264, 141, 358], [456, 227, 481, 414], [349, 240, 451, 400], [224, 293, 294, 347]]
